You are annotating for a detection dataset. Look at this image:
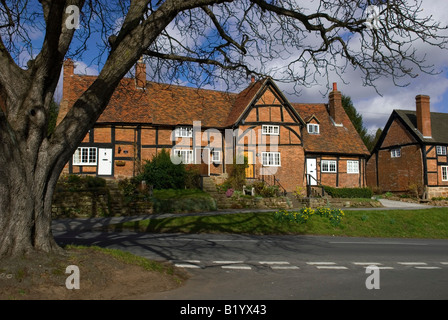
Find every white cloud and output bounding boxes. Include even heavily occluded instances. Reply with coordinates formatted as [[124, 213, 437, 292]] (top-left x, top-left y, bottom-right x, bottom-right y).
[[275, 0, 448, 131]]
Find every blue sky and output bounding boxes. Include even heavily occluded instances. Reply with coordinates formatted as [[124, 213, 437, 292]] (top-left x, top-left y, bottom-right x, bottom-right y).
[[50, 0, 448, 134]]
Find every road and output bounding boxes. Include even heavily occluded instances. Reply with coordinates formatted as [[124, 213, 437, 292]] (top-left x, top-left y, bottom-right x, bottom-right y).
[[55, 229, 448, 300]]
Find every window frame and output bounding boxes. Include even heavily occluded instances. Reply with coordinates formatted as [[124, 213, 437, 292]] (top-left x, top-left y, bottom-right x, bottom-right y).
[[172, 149, 194, 164], [307, 123, 320, 134], [211, 150, 221, 163], [442, 166, 448, 181], [391, 148, 401, 158], [261, 152, 281, 167], [347, 160, 359, 174], [436, 146, 447, 156], [321, 160, 337, 173], [174, 126, 193, 138], [73, 147, 97, 166], [261, 125, 280, 135]]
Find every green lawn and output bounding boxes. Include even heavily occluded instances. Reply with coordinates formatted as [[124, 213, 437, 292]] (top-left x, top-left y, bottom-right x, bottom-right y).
[[120, 207, 448, 239]]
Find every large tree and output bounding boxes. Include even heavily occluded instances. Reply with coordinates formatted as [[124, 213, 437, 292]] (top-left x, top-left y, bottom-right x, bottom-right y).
[[0, 0, 447, 257]]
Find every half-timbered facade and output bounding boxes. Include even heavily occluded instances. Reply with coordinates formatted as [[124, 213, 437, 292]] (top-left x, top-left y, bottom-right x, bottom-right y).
[[367, 95, 448, 199], [58, 59, 369, 192]]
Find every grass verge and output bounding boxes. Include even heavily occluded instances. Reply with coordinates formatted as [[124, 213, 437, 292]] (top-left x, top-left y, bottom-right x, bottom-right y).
[[120, 208, 448, 239], [65, 245, 178, 274]]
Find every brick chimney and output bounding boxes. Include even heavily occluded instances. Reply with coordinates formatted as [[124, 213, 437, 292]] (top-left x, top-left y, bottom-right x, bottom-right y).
[[57, 59, 75, 125], [329, 82, 343, 125], [135, 57, 146, 89], [416, 95, 432, 138], [62, 59, 74, 99]]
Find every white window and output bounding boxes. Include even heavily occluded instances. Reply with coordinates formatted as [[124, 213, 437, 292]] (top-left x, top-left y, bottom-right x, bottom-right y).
[[437, 146, 447, 155], [174, 127, 193, 138], [442, 166, 448, 181], [391, 148, 401, 158], [262, 125, 280, 135], [173, 149, 193, 164], [211, 151, 221, 163], [262, 152, 281, 166], [73, 147, 97, 165], [307, 124, 320, 134], [347, 160, 359, 174], [321, 160, 337, 173]]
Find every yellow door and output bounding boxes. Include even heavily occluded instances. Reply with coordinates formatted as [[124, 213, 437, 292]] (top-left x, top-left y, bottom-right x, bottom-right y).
[[244, 151, 254, 178]]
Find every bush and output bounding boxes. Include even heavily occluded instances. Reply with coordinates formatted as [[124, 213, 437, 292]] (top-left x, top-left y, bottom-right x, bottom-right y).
[[323, 186, 373, 199], [250, 181, 281, 197], [137, 149, 186, 190], [225, 154, 248, 190], [184, 165, 201, 189], [57, 174, 107, 191], [274, 207, 345, 226], [152, 189, 217, 213]]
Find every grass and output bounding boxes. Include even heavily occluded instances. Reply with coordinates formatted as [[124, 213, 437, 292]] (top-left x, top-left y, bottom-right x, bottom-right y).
[[151, 188, 217, 214], [152, 188, 209, 199], [120, 207, 448, 239], [65, 245, 177, 274]]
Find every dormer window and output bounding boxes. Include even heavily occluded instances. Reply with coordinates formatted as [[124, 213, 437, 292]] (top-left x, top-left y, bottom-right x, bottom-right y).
[[307, 124, 320, 134], [174, 126, 193, 138], [262, 125, 279, 135]]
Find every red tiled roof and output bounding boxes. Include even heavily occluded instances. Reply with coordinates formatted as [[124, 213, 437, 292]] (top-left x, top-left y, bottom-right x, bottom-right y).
[[293, 103, 370, 156], [225, 78, 266, 126], [62, 65, 368, 156], [143, 82, 237, 127]]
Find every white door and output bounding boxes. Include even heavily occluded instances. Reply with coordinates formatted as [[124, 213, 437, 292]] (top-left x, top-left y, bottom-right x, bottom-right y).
[[98, 148, 113, 176], [306, 158, 317, 186]]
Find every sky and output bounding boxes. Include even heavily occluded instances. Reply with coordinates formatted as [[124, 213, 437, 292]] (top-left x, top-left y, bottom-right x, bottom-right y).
[[276, 0, 448, 134], [52, 0, 448, 134]]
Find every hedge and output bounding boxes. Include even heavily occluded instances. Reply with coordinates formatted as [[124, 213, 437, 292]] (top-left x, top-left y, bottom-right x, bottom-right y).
[[323, 186, 373, 199]]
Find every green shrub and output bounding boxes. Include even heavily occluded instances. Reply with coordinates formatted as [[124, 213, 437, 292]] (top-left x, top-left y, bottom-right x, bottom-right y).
[[323, 186, 373, 199], [117, 177, 150, 204], [184, 165, 201, 189], [137, 149, 186, 190], [250, 181, 281, 197], [57, 174, 107, 191], [274, 207, 345, 226], [85, 175, 106, 188], [226, 154, 248, 190], [152, 189, 216, 213]]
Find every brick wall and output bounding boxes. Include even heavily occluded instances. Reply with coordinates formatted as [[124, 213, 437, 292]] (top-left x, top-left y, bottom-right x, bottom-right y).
[[367, 117, 424, 193]]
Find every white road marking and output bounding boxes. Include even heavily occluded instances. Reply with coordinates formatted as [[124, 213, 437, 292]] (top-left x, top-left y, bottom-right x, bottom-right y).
[[316, 266, 348, 270], [175, 264, 201, 269], [213, 260, 244, 264], [222, 265, 252, 270], [330, 241, 428, 246], [398, 262, 428, 265], [271, 266, 300, 270], [353, 262, 383, 265], [307, 262, 337, 265], [415, 267, 442, 270], [259, 261, 290, 265]]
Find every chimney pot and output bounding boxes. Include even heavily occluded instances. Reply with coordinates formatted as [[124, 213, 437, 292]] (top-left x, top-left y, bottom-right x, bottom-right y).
[[333, 82, 337, 91], [251, 75, 255, 83]]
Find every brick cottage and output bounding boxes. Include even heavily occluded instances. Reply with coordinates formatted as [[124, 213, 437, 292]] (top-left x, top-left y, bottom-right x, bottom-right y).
[[58, 59, 370, 193], [367, 95, 448, 199]]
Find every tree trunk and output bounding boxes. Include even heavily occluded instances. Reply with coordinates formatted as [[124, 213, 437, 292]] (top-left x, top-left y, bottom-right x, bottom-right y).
[[0, 112, 64, 257]]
